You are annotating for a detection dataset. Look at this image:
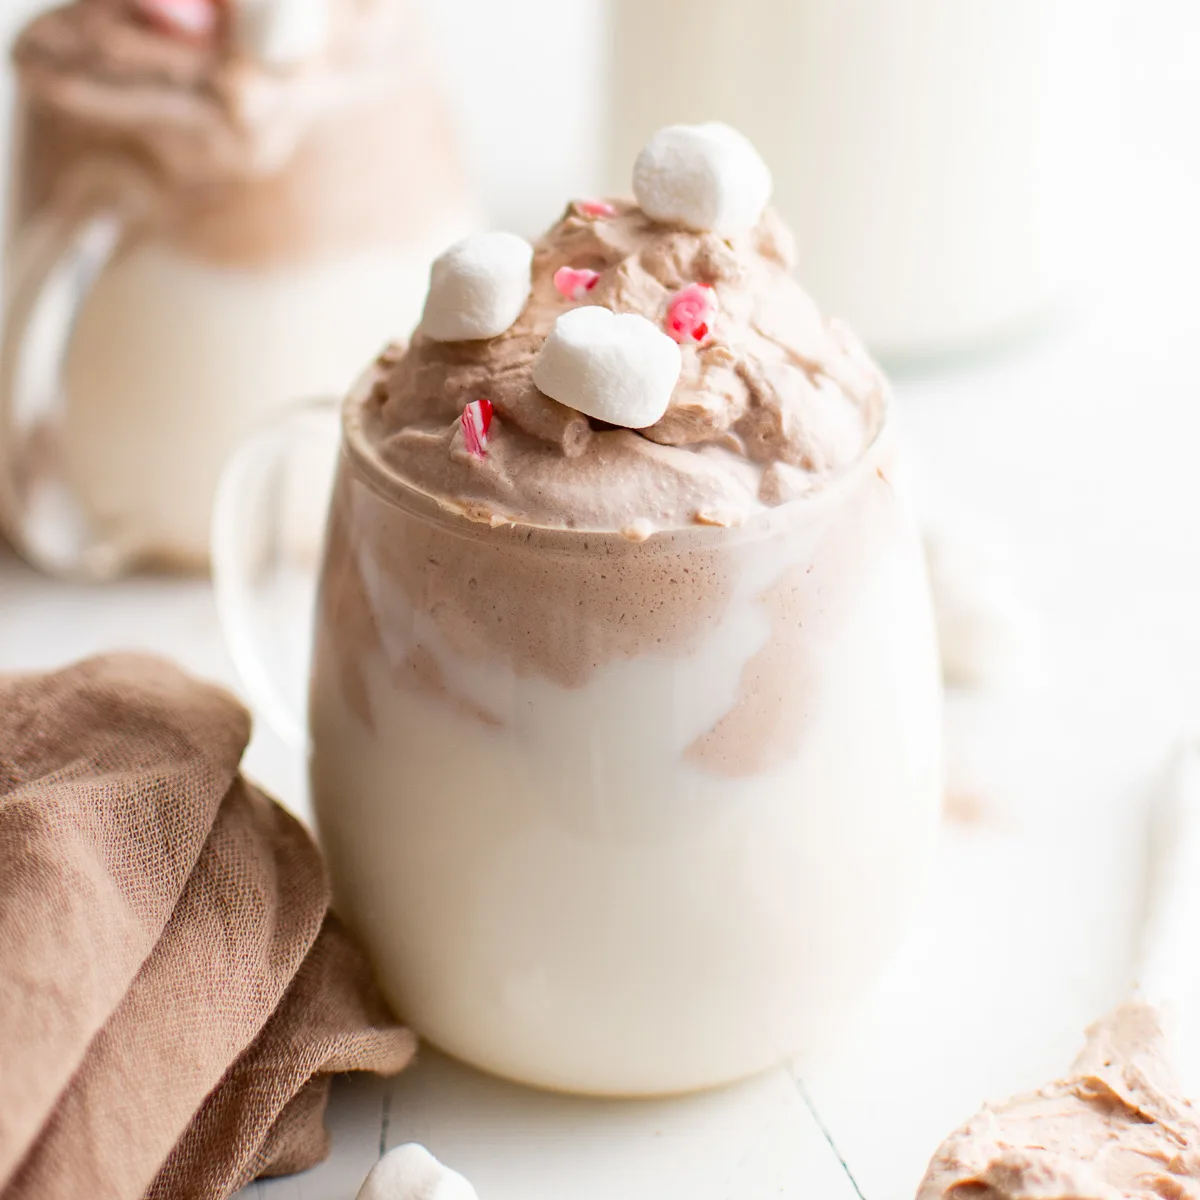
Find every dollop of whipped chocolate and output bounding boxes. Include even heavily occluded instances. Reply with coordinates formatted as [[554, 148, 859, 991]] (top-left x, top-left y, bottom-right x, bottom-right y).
[[13, 0, 409, 185], [917, 1003, 1200, 1200], [358, 198, 887, 535]]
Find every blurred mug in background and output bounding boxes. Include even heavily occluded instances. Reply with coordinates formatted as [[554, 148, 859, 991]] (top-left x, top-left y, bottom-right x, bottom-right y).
[[0, 0, 477, 580], [609, 0, 1118, 365]]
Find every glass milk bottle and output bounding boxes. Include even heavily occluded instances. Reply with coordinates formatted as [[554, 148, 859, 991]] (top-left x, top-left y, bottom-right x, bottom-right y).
[[0, 0, 478, 578], [609, 0, 1115, 362]]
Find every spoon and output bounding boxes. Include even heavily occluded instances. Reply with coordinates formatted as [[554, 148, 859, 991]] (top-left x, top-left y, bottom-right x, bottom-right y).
[[916, 740, 1200, 1200]]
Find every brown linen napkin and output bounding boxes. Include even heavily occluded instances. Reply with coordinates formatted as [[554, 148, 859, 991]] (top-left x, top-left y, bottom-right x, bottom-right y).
[[0, 654, 415, 1199], [148, 916, 416, 1199]]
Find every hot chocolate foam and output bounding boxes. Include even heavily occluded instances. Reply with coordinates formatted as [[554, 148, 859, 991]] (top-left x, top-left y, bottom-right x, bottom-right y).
[[360, 199, 887, 535]]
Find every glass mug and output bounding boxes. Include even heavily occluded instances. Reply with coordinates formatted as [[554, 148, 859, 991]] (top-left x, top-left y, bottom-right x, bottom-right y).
[[609, 0, 1117, 363], [213, 376, 943, 1097], [0, 10, 475, 580]]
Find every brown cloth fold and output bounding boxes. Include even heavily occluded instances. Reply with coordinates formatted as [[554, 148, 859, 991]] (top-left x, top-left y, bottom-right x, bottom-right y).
[[0, 654, 415, 1200]]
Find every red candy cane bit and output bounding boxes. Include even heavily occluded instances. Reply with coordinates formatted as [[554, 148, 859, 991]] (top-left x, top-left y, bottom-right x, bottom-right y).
[[136, 0, 220, 40], [553, 266, 601, 302], [666, 282, 719, 345], [578, 199, 617, 218], [461, 398, 494, 459]]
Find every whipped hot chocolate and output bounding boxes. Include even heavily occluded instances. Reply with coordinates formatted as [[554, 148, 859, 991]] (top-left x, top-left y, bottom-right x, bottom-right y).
[[309, 124, 942, 1095], [917, 1004, 1200, 1200], [12, 0, 466, 263], [365, 200, 883, 532], [2, 0, 476, 573]]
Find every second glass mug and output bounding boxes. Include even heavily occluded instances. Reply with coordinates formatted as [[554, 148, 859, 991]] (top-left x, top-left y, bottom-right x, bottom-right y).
[[0, 7, 475, 579], [214, 373, 943, 1096]]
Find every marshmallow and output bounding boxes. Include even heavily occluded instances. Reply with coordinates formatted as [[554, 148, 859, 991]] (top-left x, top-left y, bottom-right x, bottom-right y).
[[137, 0, 219, 41], [235, 0, 331, 66], [356, 1144, 478, 1200], [633, 122, 772, 236], [923, 517, 1047, 691], [533, 305, 681, 429], [421, 233, 534, 342]]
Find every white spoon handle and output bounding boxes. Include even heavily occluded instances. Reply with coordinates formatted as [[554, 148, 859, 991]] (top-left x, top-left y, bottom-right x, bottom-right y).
[[1137, 738, 1200, 1008]]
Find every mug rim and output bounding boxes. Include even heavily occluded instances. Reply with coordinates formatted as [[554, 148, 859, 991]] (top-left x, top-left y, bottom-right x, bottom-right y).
[[338, 364, 894, 556]]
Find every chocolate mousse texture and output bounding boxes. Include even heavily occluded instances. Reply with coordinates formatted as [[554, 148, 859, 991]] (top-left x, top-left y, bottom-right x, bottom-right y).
[[360, 197, 887, 534]]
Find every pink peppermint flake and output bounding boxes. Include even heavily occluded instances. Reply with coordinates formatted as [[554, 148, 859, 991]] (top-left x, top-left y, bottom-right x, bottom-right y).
[[461, 398, 494, 459], [553, 266, 601, 302], [666, 282, 719, 345], [136, 0, 220, 41], [578, 199, 617, 218]]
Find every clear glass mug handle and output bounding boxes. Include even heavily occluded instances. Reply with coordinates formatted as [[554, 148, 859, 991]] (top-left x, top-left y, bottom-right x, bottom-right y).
[[0, 199, 133, 578], [211, 398, 341, 753]]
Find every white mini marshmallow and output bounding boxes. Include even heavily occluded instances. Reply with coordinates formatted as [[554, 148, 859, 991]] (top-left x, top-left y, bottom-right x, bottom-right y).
[[421, 232, 534, 342], [235, 0, 331, 65], [924, 516, 1047, 691], [633, 122, 772, 237], [356, 1144, 478, 1200], [532, 305, 681, 429]]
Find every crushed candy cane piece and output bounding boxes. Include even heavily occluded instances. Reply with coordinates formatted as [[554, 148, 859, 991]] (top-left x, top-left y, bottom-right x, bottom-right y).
[[666, 282, 719, 344], [136, 0, 220, 40], [578, 199, 617, 218], [461, 399, 494, 458], [553, 267, 601, 302]]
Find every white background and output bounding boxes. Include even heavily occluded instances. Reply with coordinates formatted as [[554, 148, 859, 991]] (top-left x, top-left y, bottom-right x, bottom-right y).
[[4, 2, 1200, 1198]]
